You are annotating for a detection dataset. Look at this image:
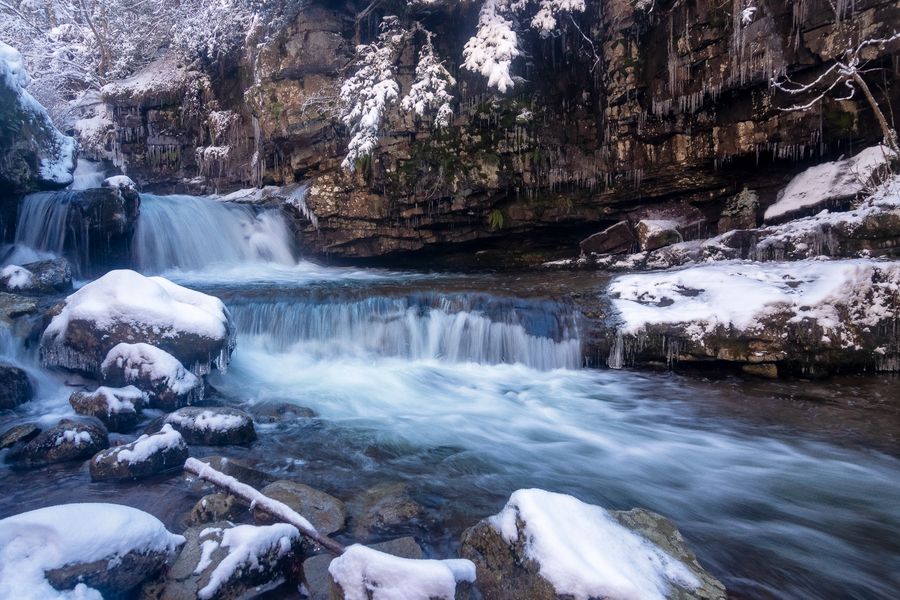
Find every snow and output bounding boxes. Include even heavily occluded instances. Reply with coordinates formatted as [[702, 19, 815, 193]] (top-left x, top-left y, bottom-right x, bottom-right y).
[[489, 489, 699, 600], [101, 343, 200, 395], [100, 54, 191, 103], [69, 160, 107, 190], [54, 429, 94, 447], [400, 35, 456, 128], [44, 269, 230, 344], [0, 503, 184, 600], [329, 544, 476, 600], [197, 523, 300, 599], [1, 265, 34, 290], [608, 259, 900, 342], [166, 409, 245, 432], [103, 175, 137, 190], [106, 424, 186, 465], [531, 0, 586, 36], [462, 0, 521, 92], [764, 145, 896, 222], [0, 42, 75, 187], [84, 386, 145, 414]]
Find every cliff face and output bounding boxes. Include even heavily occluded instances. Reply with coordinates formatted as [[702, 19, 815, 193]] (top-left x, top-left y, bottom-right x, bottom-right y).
[[99, 0, 900, 262]]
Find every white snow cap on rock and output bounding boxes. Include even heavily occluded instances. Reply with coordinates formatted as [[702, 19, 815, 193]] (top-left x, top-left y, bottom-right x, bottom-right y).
[[490, 489, 699, 600], [102, 343, 200, 395], [0, 265, 34, 290], [110, 424, 185, 465], [764, 145, 896, 222], [45, 269, 230, 343], [329, 543, 476, 600], [103, 175, 137, 190], [166, 408, 244, 432], [0, 503, 184, 600]]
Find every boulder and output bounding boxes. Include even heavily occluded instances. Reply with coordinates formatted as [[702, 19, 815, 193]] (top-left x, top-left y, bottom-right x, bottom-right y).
[[302, 537, 423, 600], [139, 521, 301, 600], [90, 424, 188, 481], [103, 174, 138, 190], [69, 385, 146, 432], [0, 503, 183, 598], [636, 219, 683, 251], [718, 188, 759, 233], [165, 407, 256, 445], [0, 422, 40, 449], [0, 363, 32, 408], [0, 291, 38, 323], [253, 480, 347, 535], [6, 418, 108, 468], [101, 343, 202, 410], [580, 221, 635, 255], [461, 489, 725, 600], [0, 258, 73, 295], [188, 493, 245, 525], [347, 482, 425, 540], [40, 269, 235, 377]]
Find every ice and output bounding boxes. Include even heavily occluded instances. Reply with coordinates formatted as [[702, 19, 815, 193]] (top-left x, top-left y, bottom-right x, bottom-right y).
[[0, 503, 184, 600], [329, 543, 476, 600], [490, 489, 699, 600]]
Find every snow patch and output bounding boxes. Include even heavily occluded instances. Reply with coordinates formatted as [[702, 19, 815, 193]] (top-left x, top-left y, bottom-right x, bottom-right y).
[[166, 409, 244, 432], [103, 175, 137, 190], [102, 343, 200, 396], [1, 265, 34, 290], [110, 424, 185, 465]]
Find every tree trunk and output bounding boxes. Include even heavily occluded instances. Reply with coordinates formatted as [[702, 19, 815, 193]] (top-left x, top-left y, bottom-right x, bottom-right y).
[[852, 70, 900, 155]]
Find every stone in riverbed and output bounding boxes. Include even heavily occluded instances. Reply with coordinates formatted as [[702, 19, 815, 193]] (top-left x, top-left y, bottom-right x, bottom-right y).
[[580, 220, 636, 255], [139, 521, 301, 600], [165, 407, 256, 445], [90, 424, 188, 481], [347, 481, 425, 540], [6, 418, 108, 468], [253, 480, 347, 535], [101, 343, 203, 410], [194, 455, 275, 489], [248, 400, 316, 423], [188, 493, 245, 525], [0, 422, 40, 449], [69, 385, 146, 431], [460, 489, 726, 600], [636, 219, 683, 252], [0, 363, 32, 408], [0, 257, 73, 295]]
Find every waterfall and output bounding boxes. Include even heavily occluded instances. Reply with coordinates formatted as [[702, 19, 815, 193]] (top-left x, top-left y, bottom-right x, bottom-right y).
[[229, 292, 583, 370], [9, 191, 82, 268], [133, 194, 296, 273], [69, 160, 106, 190]]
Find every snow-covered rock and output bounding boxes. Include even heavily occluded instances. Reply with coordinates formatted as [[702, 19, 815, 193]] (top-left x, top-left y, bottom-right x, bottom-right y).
[[90, 424, 188, 481], [0, 42, 75, 193], [0, 265, 34, 291], [140, 521, 301, 600], [164, 407, 256, 445], [0, 363, 32, 409], [103, 175, 138, 190], [1, 259, 72, 295], [253, 480, 347, 536], [41, 270, 235, 377], [69, 386, 146, 432], [764, 145, 896, 223], [461, 489, 725, 600], [101, 343, 203, 410], [0, 503, 184, 599], [636, 219, 683, 252], [605, 259, 900, 375], [6, 419, 108, 468]]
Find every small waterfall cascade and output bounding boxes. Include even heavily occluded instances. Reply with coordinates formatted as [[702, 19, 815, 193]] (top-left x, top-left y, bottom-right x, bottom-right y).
[[229, 292, 583, 370], [69, 160, 106, 190], [133, 194, 296, 273], [10, 191, 86, 268]]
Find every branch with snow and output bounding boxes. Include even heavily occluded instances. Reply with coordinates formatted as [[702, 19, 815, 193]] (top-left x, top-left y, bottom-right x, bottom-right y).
[[531, 0, 586, 37], [462, 0, 521, 92], [400, 32, 456, 128]]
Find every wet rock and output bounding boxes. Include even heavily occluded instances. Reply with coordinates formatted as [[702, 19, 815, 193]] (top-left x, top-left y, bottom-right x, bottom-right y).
[[90, 424, 188, 481], [0, 291, 39, 323], [718, 188, 759, 234], [101, 343, 203, 410], [195, 455, 275, 490], [139, 521, 301, 600], [188, 493, 244, 525], [461, 491, 726, 600], [0, 258, 73, 295], [636, 219, 683, 252], [47, 549, 171, 597], [248, 401, 316, 423], [69, 385, 146, 432], [0, 363, 32, 409], [253, 480, 346, 535], [6, 418, 108, 468], [347, 482, 425, 540], [742, 363, 778, 379], [580, 221, 635, 255], [165, 407, 256, 445], [0, 422, 40, 449], [302, 537, 423, 600]]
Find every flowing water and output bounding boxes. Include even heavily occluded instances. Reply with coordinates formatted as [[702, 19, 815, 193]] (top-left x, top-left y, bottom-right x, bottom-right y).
[[1, 192, 899, 599]]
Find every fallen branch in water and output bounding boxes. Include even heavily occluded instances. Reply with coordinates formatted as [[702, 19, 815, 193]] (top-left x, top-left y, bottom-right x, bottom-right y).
[[183, 457, 346, 555]]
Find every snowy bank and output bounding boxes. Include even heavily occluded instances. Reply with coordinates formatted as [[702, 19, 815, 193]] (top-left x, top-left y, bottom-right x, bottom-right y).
[[0, 503, 183, 599]]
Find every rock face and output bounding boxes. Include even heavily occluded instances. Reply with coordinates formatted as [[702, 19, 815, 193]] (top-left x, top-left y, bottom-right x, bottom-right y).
[[90, 424, 188, 481], [164, 407, 256, 445], [0, 363, 32, 409], [94, 0, 898, 261], [69, 386, 146, 432], [6, 419, 109, 468], [253, 480, 346, 535], [461, 490, 726, 600]]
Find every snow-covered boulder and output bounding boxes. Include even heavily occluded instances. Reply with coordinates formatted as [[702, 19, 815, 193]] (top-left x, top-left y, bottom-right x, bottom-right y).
[[90, 424, 188, 481], [6, 419, 108, 468], [102, 175, 138, 190], [2, 258, 73, 294], [0, 503, 184, 598], [580, 221, 635, 255], [140, 521, 301, 600], [0, 423, 40, 450], [764, 145, 896, 223], [0, 363, 32, 409], [253, 480, 347, 536], [41, 270, 235, 377], [605, 259, 900, 376], [636, 219, 683, 252], [164, 407, 256, 445], [0, 42, 75, 193], [69, 386, 146, 432], [101, 343, 203, 410], [329, 543, 476, 600], [461, 489, 725, 600]]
